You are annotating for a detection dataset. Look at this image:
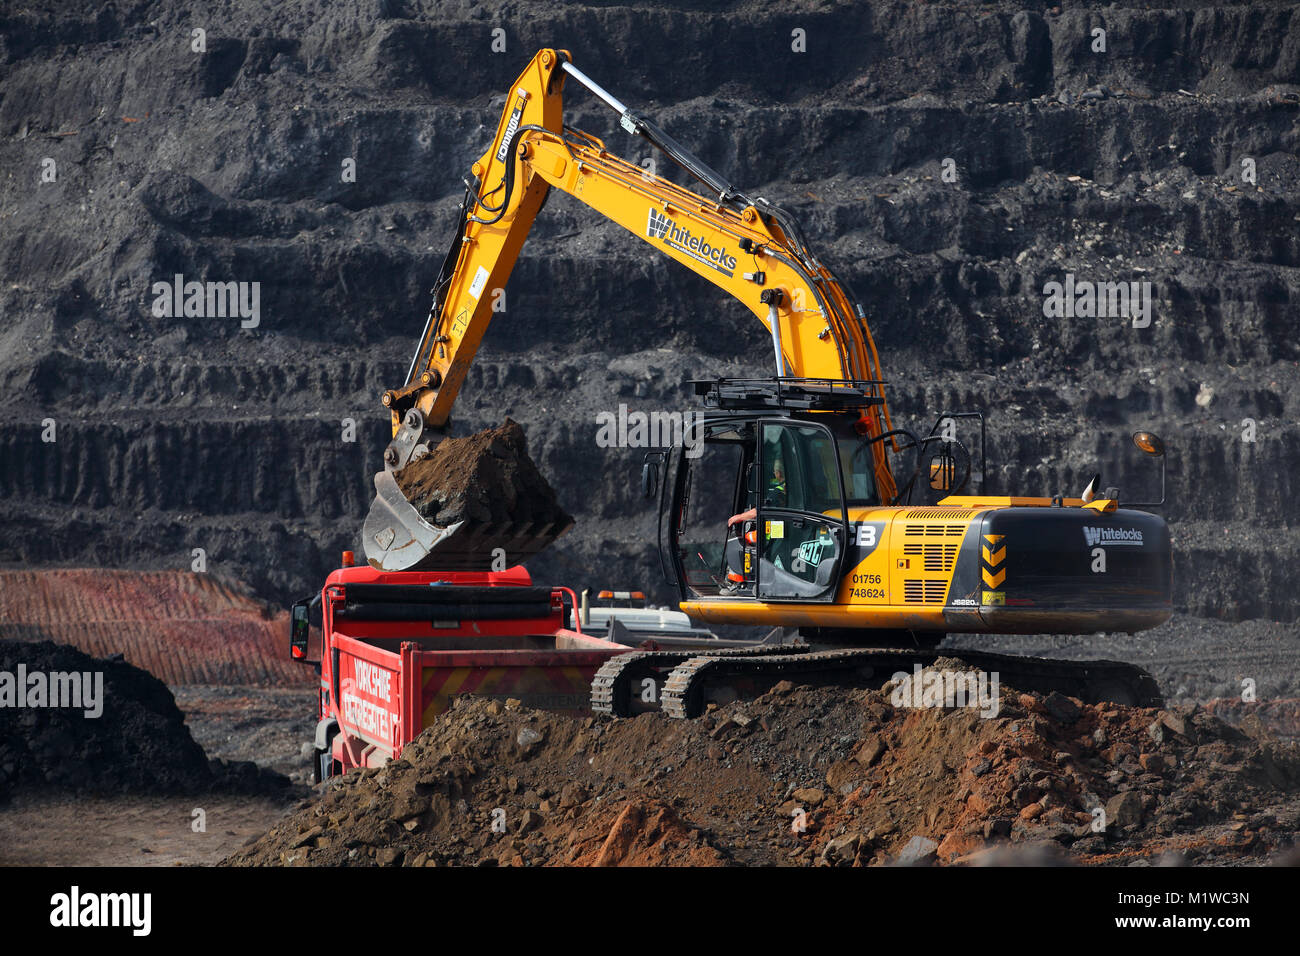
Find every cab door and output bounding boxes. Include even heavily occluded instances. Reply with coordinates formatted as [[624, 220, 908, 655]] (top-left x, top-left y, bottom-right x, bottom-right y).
[[755, 420, 849, 602], [667, 418, 754, 601]]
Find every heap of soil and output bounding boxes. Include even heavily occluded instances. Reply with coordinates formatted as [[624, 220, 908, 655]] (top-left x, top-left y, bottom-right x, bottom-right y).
[[0, 641, 293, 801], [225, 661, 1300, 868], [395, 419, 573, 535]]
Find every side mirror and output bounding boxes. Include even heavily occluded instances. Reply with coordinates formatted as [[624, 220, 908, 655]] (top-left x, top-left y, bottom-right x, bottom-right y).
[[928, 455, 954, 491], [640, 461, 658, 500], [641, 451, 667, 501], [290, 601, 310, 660]]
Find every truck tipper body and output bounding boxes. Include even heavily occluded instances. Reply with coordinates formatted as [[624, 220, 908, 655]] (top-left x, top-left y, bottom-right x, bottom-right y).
[[293, 563, 626, 780]]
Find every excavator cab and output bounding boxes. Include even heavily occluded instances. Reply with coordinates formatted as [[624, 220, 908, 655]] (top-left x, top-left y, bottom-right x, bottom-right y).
[[656, 378, 1173, 643], [667, 381, 876, 606]]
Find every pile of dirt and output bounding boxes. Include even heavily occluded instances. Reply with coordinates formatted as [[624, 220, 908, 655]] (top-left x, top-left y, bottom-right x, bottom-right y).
[[0, 641, 294, 802], [802, 667, 1300, 866], [396, 419, 572, 534], [1203, 698, 1300, 742], [225, 661, 1300, 867]]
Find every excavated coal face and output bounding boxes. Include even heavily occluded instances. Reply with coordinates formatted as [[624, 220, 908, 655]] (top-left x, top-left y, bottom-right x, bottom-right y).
[[0, 1, 1297, 631]]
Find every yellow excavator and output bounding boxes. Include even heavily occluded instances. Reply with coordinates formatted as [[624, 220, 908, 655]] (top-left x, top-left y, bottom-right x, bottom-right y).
[[361, 49, 1172, 714]]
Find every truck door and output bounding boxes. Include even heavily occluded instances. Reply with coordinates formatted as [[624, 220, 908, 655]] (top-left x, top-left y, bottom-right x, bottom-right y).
[[755, 420, 849, 602]]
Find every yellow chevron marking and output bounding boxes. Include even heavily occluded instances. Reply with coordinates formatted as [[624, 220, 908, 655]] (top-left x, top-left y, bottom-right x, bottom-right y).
[[982, 567, 1006, 588], [983, 534, 1005, 546], [982, 544, 1006, 566]]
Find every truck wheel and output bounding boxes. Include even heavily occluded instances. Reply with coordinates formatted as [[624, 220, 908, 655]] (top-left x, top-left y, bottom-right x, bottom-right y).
[[312, 748, 331, 784]]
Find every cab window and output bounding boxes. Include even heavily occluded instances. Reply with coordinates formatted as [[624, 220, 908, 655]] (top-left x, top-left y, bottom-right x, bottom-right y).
[[759, 422, 844, 519]]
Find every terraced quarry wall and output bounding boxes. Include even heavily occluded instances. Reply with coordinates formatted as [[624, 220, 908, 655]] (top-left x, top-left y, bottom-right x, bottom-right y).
[[1, 0, 1297, 623]]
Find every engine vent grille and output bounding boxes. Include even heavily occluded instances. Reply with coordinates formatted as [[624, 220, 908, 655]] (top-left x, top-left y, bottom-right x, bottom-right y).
[[903, 542, 959, 571], [901, 524, 964, 538], [903, 579, 948, 604]]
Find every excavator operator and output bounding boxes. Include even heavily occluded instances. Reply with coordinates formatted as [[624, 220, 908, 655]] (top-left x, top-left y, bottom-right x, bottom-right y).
[[723, 438, 788, 591], [727, 456, 786, 529]]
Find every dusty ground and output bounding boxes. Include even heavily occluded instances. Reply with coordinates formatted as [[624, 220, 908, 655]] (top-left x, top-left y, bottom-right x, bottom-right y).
[[174, 684, 318, 783], [0, 683, 309, 867], [949, 614, 1300, 705], [0, 793, 296, 866], [0, 640, 305, 866], [3, 574, 1298, 866]]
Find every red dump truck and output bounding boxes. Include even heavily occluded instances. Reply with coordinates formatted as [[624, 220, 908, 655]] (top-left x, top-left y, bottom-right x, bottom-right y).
[[290, 558, 627, 780]]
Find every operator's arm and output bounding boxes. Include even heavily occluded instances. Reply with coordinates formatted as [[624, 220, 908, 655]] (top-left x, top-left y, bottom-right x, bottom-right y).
[[728, 508, 757, 528]]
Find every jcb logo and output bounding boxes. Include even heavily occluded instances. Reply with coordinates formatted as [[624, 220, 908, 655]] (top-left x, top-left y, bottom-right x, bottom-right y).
[[850, 522, 884, 555]]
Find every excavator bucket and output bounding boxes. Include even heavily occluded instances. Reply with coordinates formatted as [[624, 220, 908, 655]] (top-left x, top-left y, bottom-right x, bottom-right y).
[[361, 419, 574, 572], [363, 470, 464, 571]]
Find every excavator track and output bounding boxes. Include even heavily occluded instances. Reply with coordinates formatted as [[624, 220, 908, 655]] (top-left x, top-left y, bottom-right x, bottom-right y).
[[590, 645, 813, 717], [593, 645, 1161, 720], [661, 648, 871, 719], [654, 647, 1162, 720]]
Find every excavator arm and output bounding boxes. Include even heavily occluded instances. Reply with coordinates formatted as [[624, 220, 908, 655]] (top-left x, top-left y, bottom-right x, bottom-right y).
[[367, 49, 899, 570]]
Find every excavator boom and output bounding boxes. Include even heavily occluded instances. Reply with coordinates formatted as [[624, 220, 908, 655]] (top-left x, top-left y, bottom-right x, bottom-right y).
[[366, 49, 898, 570]]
